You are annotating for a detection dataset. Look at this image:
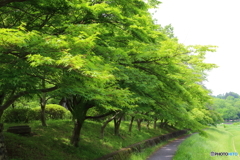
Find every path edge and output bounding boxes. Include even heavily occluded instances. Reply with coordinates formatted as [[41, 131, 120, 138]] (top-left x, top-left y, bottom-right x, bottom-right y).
[[94, 129, 188, 160]]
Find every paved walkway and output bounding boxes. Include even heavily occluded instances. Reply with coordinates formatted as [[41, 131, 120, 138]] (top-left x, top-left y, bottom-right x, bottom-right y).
[[147, 134, 191, 160]]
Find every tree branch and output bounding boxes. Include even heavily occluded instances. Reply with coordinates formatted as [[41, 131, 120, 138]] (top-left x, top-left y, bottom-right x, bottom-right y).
[[132, 57, 165, 64], [85, 111, 115, 119], [0, 0, 28, 7], [0, 85, 58, 111]]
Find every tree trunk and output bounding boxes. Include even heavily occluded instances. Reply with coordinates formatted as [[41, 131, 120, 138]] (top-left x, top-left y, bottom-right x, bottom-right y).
[[40, 77, 47, 127], [0, 110, 3, 120], [159, 119, 168, 129], [40, 103, 47, 126], [114, 112, 124, 136], [67, 95, 94, 147], [163, 120, 168, 128], [40, 93, 47, 126], [128, 116, 135, 132], [146, 120, 150, 130], [0, 93, 5, 106], [159, 119, 164, 128], [153, 118, 158, 129], [0, 123, 8, 160], [59, 97, 68, 109], [100, 112, 120, 139], [70, 119, 84, 147], [0, 94, 5, 120], [137, 119, 143, 131]]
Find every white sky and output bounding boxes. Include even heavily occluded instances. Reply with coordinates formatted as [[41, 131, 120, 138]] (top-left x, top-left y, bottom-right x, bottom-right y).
[[152, 0, 240, 96]]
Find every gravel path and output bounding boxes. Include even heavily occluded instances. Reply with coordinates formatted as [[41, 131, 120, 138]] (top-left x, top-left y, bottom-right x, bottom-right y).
[[146, 134, 191, 160]]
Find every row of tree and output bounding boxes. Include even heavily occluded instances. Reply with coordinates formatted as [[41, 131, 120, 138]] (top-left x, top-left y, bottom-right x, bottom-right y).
[[0, 0, 222, 147]]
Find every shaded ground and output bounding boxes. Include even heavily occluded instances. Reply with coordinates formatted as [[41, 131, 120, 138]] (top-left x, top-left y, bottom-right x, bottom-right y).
[[147, 134, 191, 160], [3, 120, 168, 160]]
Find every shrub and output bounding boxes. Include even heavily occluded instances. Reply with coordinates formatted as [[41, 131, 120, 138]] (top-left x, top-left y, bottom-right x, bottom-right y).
[[1, 104, 71, 123], [2, 107, 31, 123], [32, 104, 71, 120], [27, 108, 39, 121], [47, 104, 67, 119]]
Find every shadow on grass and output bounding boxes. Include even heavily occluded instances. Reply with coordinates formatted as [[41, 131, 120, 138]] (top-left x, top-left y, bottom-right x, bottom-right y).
[[3, 119, 167, 160]]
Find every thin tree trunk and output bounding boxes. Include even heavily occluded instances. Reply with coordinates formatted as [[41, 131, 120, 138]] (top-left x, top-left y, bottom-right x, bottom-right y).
[[153, 118, 157, 129], [40, 78, 47, 127], [0, 93, 5, 106], [40, 103, 47, 126], [163, 120, 168, 128], [159, 119, 164, 128], [40, 104, 47, 126], [137, 119, 143, 131], [146, 120, 150, 130], [128, 116, 135, 132], [0, 110, 3, 121], [100, 112, 120, 139], [59, 97, 68, 109], [160, 119, 168, 129], [114, 112, 124, 136], [0, 123, 7, 160]]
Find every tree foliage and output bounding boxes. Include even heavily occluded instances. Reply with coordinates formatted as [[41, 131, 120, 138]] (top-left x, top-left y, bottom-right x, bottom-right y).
[[0, 0, 221, 147], [211, 92, 240, 120]]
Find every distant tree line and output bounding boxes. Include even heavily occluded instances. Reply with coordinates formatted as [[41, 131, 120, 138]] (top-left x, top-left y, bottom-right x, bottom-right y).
[[215, 92, 240, 99], [211, 92, 240, 120]]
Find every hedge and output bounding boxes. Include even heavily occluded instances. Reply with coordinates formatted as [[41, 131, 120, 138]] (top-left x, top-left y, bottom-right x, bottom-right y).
[[2, 104, 71, 123]]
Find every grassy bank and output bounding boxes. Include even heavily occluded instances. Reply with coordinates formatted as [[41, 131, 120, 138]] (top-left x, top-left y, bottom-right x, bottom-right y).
[[3, 119, 170, 160], [173, 124, 240, 160]]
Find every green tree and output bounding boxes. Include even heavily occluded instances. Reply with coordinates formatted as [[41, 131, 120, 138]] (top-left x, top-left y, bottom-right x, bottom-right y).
[[211, 95, 240, 120], [0, 0, 219, 147]]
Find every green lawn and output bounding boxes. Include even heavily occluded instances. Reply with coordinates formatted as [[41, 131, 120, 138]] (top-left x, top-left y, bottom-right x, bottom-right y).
[[173, 124, 240, 160], [3, 119, 169, 160]]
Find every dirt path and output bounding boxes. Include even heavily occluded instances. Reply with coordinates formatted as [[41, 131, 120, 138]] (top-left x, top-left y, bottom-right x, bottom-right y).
[[146, 134, 191, 160]]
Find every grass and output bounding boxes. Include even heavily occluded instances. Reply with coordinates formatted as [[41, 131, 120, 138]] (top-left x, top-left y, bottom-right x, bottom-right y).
[[173, 124, 240, 160], [3, 119, 171, 160]]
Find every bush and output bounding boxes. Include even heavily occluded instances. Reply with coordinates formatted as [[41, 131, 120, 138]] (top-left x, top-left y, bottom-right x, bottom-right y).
[[2, 107, 31, 123], [2, 104, 71, 123], [32, 104, 71, 120]]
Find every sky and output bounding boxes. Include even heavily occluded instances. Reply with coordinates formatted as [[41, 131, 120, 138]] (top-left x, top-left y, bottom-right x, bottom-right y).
[[151, 0, 240, 96]]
